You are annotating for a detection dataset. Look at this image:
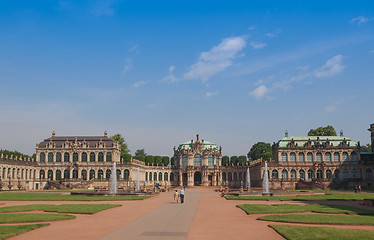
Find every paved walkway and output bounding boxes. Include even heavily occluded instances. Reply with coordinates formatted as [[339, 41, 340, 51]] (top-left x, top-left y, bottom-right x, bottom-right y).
[[9, 188, 282, 240]]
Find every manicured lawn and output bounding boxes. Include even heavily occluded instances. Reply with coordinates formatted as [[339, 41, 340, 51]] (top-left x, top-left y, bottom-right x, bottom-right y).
[[270, 224, 374, 240], [238, 203, 374, 215], [226, 191, 374, 201], [0, 213, 75, 223], [0, 204, 121, 214], [0, 192, 149, 201], [259, 214, 374, 225], [0, 224, 49, 240]]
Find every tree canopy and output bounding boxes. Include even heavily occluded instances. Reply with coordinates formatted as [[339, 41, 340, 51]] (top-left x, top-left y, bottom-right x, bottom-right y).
[[360, 144, 372, 152], [222, 156, 229, 165], [0, 149, 33, 160], [307, 125, 337, 136], [247, 142, 272, 161], [110, 134, 130, 154], [134, 149, 146, 161]]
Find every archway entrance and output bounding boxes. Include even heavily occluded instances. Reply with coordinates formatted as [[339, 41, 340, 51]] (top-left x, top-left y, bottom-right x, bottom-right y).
[[182, 173, 188, 187], [194, 171, 201, 186]]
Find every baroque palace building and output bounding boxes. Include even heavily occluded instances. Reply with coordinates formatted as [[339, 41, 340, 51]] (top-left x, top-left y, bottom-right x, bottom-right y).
[[0, 124, 374, 191]]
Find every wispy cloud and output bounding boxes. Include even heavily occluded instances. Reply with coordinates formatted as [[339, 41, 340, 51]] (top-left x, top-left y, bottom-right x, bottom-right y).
[[91, 0, 116, 16], [205, 91, 219, 97], [248, 26, 255, 31], [162, 65, 178, 82], [314, 55, 344, 78], [183, 36, 246, 82], [249, 41, 267, 49], [266, 29, 282, 38], [133, 80, 148, 88], [370, 50, 374, 54], [249, 85, 269, 99], [325, 96, 356, 113], [350, 16, 374, 25], [123, 44, 139, 74]]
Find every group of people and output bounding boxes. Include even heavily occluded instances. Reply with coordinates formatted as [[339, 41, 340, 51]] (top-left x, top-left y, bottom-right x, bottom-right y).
[[174, 187, 185, 203]]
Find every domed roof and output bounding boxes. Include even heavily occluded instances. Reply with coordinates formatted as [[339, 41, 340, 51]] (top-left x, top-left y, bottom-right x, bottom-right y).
[[178, 140, 218, 150]]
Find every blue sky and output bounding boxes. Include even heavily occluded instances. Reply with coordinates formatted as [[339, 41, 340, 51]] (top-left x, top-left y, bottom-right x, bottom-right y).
[[0, 0, 373, 157]]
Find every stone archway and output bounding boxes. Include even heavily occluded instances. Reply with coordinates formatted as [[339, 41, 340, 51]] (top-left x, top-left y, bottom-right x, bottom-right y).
[[182, 173, 188, 187], [194, 171, 201, 186]]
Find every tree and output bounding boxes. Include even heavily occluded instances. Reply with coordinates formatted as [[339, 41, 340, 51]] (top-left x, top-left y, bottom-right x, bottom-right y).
[[238, 155, 247, 165], [110, 134, 130, 154], [222, 156, 229, 166], [154, 156, 162, 166], [247, 142, 272, 161], [121, 153, 132, 163], [230, 156, 238, 165], [308, 125, 337, 136], [0, 149, 33, 160], [145, 155, 154, 165], [361, 144, 372, 152], [162, 156, 170, 166], [134, 149, 146, 161]]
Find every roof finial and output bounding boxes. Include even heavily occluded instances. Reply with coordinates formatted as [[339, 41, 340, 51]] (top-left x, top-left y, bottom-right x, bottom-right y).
[[285, 130, 288, 137], [52, 131, 56, 137], [104, 130, 108, 137], [340, 129, 344, 137], [196, 134, 199, 141]]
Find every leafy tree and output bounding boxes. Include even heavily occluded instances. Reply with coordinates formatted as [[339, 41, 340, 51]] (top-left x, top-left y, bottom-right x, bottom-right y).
[[145, 155, 154, 165], [222, 156, 229, 165], [121, 153, 132, 163], [154, 156, 162, 165], [0, 149, 33, 160], [134, 149, 146, 161], [110, 134, 130, 154], [361, 144, 372, 152], [238, 155, 247, 165], [230, 156, 238, 165], [247, 142, 272, 161], [170, 157, 175, 166], [308, 125, 337, 136], [162, 156, 170, 166]]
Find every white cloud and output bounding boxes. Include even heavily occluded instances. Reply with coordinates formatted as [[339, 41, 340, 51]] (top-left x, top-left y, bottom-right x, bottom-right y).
[[314, 55, 345, 78], [249, 41, 267, 49], [91, 0, 116, 16], [249, 85, 269, 99], [133, 80, 148, 88], [370, 50, 374, 54], [183, 36, 246, 82], [248, 26, 255, 31], [266, 29, 282, 38], [350, 16, 373, 25], [324, 96, 356, 113], [205, 91, 219, 97], [162, 65, 178, 82], [123, 57, 133, 74]]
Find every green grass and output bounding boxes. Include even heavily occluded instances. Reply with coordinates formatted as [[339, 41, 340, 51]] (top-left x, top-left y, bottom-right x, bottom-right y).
[[0, 204, 121, 214], [0, 224, 49, 240], [0, 213, 75, 223], [238, 203, 374, 215], [226, 191, 374, 201], [0, 192, 149, 201], [270, 224, 374, 240], [259, 214, 374, 225]]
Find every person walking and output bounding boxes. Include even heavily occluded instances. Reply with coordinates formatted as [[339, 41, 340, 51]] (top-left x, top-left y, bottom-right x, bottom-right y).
[[174, 190, 179, 203], [180, 187, 185, 204]]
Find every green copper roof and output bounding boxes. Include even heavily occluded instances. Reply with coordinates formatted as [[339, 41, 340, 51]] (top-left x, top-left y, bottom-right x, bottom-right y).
[[278, 136, 357, 148], [178, 140, 218, 150]]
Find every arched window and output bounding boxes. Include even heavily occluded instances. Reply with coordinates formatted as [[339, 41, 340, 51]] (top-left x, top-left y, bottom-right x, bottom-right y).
[[170, 172, 174, 181], [228, 172, 232, 181], [64, 153, 70, 162], [298, 153, 305, 162], [366, 169, 373, 179], [281, 152, 288, 162], [12, 168, 15, 178], [317, 170, 323, 179], [106, 152, 112, 162], [48, 153, 53, 162], [39, 170, 45, 179], [98, 152, 104, 162], [351, 169, 358, 178], [182, 155, 188, 166], [290, 152, 296, 162], [351, 152, 357, 161], [56, 152, 61, 162], [145, 172, 148, 181], [153, 172, 157, 181], [64, 169, 70, 179], [342, 152, 348, 162], [81, 170, 87, 180], [2, 168, 5, 178], [316, 152, 322, 162], [222, 172, 226, 181], [282, 170, 288, 180], [159, 172, 163, 181], [106, 170, 111, 179], [233, 172, 237, 181], [299, 170, 305, 180], [90, 152, 95, 162], [72, 170, 78, 179], [307, 153, 313, 162], [343, 169, 349, 179], [325, 152, 331, 162], [33, 170, 36, 179], [290, 170, 296, 180], [272, 170, 278, 180], [334, 170, 340, 180], [194, 154, 202, 166], [208, 155, 214, 166], [116, 169, 121, 180], [307, 170, 313, 180], [73, 152, 78, 162], [239, 172, 242, 181], [47, 170, 53, 180], [334, 152, 340, 162], [56, 170, 61, 180], [40, 153, 45, 163], [98, 170, 104, 179], [89, 170, 95, 180], [326, 170, 332, 179], [81, 152, 87, 162], [164, 172, 168, 181], [124, 169, 130, 180]]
